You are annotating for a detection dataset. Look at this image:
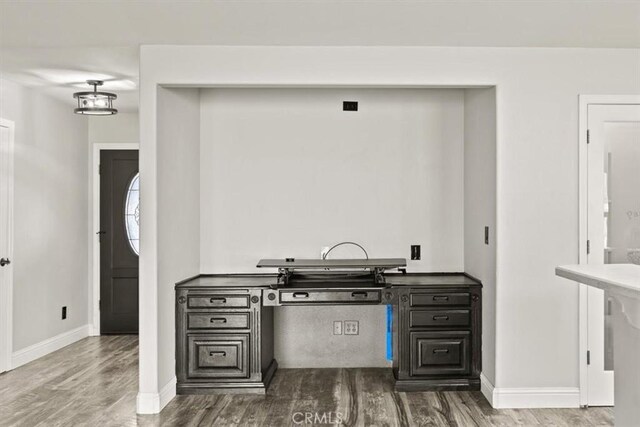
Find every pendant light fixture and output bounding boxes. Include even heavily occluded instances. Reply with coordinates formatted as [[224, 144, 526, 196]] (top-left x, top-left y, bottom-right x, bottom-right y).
[[73, 80, 117, 115]]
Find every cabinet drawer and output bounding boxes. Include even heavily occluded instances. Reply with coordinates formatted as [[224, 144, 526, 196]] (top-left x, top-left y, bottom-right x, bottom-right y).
[[187, 313, 249, 330], [187, 294, 250, 309], [410, 292, 470, 307], [187, 334, 249, 379], [410, 310, 470, 328], [279, 289, 381, 304], [410, 331, 470, 376]]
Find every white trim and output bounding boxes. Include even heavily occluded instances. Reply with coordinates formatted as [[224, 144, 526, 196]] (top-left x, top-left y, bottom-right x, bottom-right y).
[[480, 373, 496, 407], [136, 376, 176, 414], [0, 118, 15, 374], [90, 143, 139, 336], [484, 371, 579, 409], [159, 376, 177, 410], [492, 387, 580, 409], [577, 95, 640, 406], [11, 324, 90, 369]]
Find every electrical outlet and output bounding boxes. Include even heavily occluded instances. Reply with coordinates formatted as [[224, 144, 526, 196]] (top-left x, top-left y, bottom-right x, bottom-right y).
[[485, 226, 489, 245], [333, 320, 343, 335], [411, 245, 421, 260], [344, 320, 359, 335], [62, 306, 67, 320]]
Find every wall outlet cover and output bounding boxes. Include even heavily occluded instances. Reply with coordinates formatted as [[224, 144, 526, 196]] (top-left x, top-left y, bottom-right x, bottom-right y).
[[344, 320, 359, 335], [62, 306, 67, 320], [411, 245, 421, 260]]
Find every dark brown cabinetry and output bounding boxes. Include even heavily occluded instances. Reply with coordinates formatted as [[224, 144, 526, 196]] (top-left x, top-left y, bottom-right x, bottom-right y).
[[392, 282, 482, 391], [176, 280, 277, 394], [176, 273, 481, 394]]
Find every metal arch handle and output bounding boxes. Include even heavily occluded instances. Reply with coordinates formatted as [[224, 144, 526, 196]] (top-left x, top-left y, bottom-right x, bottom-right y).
[[0, 258, 10, 267]]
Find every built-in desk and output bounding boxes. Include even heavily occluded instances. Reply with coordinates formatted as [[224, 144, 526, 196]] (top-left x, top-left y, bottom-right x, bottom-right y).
[[175, 272, 482, 394]]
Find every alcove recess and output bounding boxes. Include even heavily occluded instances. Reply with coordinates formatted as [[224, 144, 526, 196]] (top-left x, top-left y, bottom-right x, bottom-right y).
[[156, 86, 496, 369]]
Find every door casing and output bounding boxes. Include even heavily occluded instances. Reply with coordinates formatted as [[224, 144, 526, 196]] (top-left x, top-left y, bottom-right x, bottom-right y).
[[0, 118, 15, 373], [578, 95, 640, 407], [91, 143, 139, 336]]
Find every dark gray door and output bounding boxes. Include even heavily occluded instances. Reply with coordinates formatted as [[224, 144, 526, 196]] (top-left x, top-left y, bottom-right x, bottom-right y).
[[100, 150, 139, 334]]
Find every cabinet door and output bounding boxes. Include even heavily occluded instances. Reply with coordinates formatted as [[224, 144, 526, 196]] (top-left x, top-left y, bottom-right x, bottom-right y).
[[187, 334, 249, 379], [410, 331, 470, 376]]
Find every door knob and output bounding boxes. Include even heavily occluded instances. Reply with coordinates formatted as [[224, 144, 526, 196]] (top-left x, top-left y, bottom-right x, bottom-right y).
[[0, 258, 10, 267]]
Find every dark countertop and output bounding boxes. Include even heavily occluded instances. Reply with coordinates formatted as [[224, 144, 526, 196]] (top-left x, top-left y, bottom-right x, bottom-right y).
[[385, 273, 481, 286], [176, 273, 481, 288]]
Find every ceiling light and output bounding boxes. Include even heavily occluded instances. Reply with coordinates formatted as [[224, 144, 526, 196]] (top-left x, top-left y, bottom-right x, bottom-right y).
[[73, 80, 117, 115]]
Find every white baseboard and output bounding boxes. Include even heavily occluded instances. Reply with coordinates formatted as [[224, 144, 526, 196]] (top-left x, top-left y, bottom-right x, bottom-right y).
[[480, 373, 579, 409], [11, 324, 90, 369], [137, 376, 177, 414], [480, 373, 496, 407], [88, 324, 100, 337], [492, 386, 580, 409]]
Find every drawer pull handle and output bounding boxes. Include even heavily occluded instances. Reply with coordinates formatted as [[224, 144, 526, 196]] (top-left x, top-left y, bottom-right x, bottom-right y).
[[433, 348, 449, 354], [351, 291, 368, 298], [210, 318, 227, 323], [292, 292, 309, 298], [432, 315, 449, 321], [210, 297, 226, 304], [209, 351, 226, 357], [433, 296, 449, 301]]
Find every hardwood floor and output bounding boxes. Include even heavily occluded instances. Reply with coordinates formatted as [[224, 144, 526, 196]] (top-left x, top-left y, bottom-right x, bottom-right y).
[[0, 336, 613, 426]]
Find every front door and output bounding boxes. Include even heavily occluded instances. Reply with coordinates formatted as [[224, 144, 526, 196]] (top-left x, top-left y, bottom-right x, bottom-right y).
[[100, 150, 139, 334], [586, 103, 640, 405]]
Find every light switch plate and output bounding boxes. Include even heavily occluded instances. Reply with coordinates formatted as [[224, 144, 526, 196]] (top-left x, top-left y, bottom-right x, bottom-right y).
[[333, 320, 343, 335]]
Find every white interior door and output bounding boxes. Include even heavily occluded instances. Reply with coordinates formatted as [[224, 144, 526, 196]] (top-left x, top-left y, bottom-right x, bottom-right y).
[[0, 118, 15, 373], [586, 104, 640, 406]]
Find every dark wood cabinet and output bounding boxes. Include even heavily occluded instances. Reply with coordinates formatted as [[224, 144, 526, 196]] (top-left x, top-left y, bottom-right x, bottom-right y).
[[392, 281, 482, 391], [176, 281, 277, 394], [176, 273, 481, 394]]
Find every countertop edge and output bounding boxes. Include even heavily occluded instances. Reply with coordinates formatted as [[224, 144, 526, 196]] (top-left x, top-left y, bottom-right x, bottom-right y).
[[175, 272, 482, 289], [556, 265, 640, 299]]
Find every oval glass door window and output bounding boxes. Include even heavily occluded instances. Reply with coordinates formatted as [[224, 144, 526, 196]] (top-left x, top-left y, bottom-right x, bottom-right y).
[[125, 173, 140, 255]]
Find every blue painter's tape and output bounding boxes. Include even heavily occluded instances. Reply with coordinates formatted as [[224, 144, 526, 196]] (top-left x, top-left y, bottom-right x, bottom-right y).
[[386, 304, 393, 361]]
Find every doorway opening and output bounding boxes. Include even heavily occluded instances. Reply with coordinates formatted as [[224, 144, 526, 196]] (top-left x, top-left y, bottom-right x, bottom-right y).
[[579, 95, 640, 407], [92, 144, 139, 335]]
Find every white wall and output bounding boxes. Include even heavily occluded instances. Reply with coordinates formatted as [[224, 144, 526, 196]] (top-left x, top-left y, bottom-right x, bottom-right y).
[[89, 112, 139, 144], [199, 88, 464, 367], [0, 78, 89, 353], [463, 87, 497, 385], [139, 46, 640, 413], [199, 88, 464, 272], [156, 87, 200, 389]]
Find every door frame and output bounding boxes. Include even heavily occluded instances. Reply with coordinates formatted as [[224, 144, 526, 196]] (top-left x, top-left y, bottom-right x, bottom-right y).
[[91, 143, 139, 336], [578, 94, 640, 406], [0, 118, 15, 372]]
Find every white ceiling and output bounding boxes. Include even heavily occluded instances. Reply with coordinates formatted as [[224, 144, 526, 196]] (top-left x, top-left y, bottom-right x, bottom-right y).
[[1, 0, 639, 112]]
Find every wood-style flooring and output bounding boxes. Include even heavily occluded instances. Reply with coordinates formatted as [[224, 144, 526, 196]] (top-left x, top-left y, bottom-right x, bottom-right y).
[[0, 336, 613, 426]]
